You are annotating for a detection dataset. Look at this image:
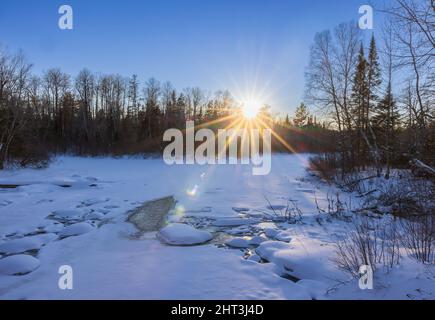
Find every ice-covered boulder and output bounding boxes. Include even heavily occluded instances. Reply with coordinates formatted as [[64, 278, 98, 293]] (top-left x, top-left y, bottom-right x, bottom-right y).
[[275, 231, 293, 242], [157, 223, 212, 246], [43, 222, 64, 233], [0, 233, 57, 254], [247, 254, 261, 262], [84, 211, 105, 220], [59, 222, 94, 238], [249, 236, 268, 246], [263, 228, 279, 238], [0, 255, 40, 275], [225, 237, 250, 248], [255, 241, 293, 265]]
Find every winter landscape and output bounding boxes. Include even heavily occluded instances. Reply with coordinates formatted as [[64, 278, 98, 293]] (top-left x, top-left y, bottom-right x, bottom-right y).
[[0, 0, 434, 301], [0, 155, 434, 300]]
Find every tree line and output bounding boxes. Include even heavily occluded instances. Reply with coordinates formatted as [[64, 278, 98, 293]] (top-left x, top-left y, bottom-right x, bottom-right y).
[[305, 0, 434, 178], [0, 46, 333, 168]]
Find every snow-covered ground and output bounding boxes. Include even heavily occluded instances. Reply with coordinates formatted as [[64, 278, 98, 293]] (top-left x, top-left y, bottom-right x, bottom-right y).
[[0, 155, 433, 300]]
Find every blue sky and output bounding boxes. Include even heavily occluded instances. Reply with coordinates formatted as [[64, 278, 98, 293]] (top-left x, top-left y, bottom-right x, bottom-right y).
[[0, 0, 377, 115]]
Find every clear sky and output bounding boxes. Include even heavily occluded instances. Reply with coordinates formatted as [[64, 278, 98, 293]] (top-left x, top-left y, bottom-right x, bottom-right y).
[[0, 0, 378, 115]]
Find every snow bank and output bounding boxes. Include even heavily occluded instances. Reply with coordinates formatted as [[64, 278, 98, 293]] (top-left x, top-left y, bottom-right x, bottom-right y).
[[157, 223, 212, 246], [0, 233, 57, 254], [0, 255, 40, 275], [59, 223, 94, 237], [225, 237, 250, 248]]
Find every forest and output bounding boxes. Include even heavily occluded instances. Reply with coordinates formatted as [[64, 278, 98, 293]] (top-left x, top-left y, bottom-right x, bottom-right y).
[[0, 0, 433, 174]]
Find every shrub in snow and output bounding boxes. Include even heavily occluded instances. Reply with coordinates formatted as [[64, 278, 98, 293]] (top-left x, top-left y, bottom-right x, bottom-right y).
[[333, 218, 401, 277], [157, 223, 212, 246], [264, 199, 303, 224], [59, 222, 95, 238], [0, 255, 40, 275]]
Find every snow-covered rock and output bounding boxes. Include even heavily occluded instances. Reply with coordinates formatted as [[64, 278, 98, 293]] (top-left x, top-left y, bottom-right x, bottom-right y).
[[52, 209, 88, 220], [59, 223, 94, 238], [157, 223, 212, 246], [0, 233, 57, 254], [232, 207, 250, 213], [84, 211, 105, 220], [263, 228, 279, 238], [256, 241, 293, 265], [275, 231, 293, 242], [226, 226, 252, 235], [80, 198, 109, 207], [249, 236, 268, 246], [225, 237, 250, 248], [247, 254, 261, 262], [212, 218, 258, 227], [0, 255, 40, 275], [43, 223, 64, 233], [96, 208, 110, 215]]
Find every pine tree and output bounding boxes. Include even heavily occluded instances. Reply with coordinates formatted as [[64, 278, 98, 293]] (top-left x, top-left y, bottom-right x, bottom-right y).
[[351, 45, 368, 127], [293, 103, 309, 127], [372, 83, 401, 178], [372, 83, 400, 134], [285, 114, 291, 126], [351, 44, 369, 167], [366, 34, 382, 124]]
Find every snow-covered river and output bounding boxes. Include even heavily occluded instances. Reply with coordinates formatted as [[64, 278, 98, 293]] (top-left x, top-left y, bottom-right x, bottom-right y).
[[0, 155, 433, 299]]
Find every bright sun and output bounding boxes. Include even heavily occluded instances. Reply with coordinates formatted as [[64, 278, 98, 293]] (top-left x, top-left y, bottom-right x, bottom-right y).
[[241, 99, 262, 119]]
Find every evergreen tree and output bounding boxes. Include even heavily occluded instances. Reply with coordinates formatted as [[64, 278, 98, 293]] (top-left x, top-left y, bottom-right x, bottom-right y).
[[293, 103, 309, 127], [285, 114, 291, 126], [366, 35, 382, 123]]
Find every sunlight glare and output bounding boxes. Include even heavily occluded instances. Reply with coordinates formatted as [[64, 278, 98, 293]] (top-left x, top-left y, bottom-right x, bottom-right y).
[[241, 98, 262, 119]]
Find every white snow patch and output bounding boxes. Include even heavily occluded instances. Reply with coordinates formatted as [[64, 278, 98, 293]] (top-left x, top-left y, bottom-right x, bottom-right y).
[[0, 255, 40, 275], [249, 236, 268, 246], [59, 223, 95, 238], [275, 231, 293, 242], [158, 223, 212, 246], [0, 233, 57, 254], [297, 279, 328, 300], [225, 237, 250, 248]]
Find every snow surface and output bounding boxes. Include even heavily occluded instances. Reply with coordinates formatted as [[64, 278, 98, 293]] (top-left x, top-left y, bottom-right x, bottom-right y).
[[0, 155, 433, 299], [0, 255, 40, 276]]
